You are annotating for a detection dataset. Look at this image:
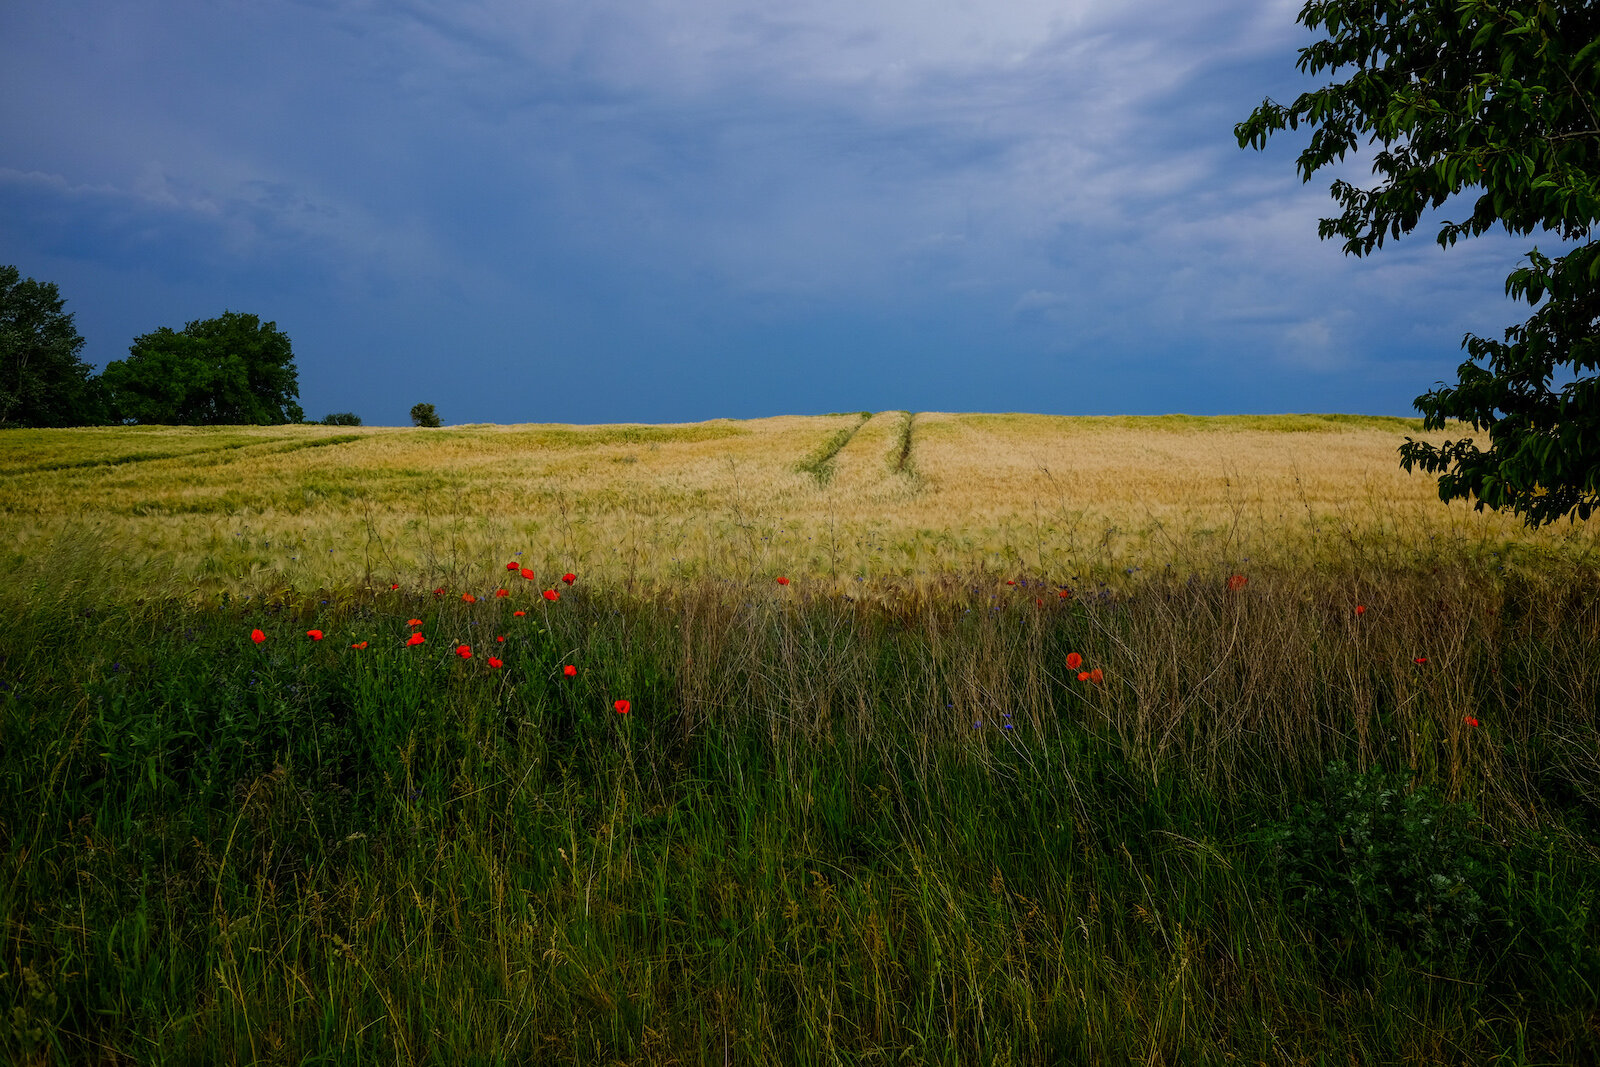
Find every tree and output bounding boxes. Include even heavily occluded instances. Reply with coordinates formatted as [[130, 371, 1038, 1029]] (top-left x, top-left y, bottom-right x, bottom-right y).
[[321, 412, 362, 426], [1237, 1, 1600, 525], [101, 311, 304, 425], [410, 402, 441, 427], [0, 265, 102, 427]]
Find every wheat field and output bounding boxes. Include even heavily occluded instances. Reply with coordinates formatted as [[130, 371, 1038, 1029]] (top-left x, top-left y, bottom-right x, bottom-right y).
[[4, 412, 1594, 602]]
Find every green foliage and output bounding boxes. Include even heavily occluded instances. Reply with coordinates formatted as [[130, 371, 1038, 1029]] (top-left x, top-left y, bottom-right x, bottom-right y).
[[100, 311, 303, 426], [0, 265, 103, 428], [2, 572, 1600, 1062], [319, 411, 362, 426], [409, 402, 441, 427], [1262, 761, 1493, 959], [1238, 0, 1600, 525]]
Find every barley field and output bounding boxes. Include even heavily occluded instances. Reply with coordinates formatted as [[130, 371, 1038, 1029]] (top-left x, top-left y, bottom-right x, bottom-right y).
[[2, 414, 1598, 1065], [3, 412, 1594, 602]]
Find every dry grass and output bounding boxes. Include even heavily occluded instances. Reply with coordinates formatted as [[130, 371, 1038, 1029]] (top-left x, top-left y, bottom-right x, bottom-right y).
[[2, 413, 1595, 602]]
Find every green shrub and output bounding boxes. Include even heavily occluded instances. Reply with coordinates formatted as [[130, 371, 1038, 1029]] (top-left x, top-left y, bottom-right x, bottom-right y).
[[1262, 760, 1492, 959]]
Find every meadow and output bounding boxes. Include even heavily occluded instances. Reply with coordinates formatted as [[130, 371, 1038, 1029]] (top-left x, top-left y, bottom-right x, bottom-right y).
[[2, 413, 1598, 1064]]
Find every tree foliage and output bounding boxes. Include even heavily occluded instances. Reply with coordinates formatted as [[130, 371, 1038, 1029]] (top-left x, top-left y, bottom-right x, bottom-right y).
[[410, 402, 441, 428], [0, 265, 102, 428], [320, 412, 362, 426], [1237, 0, 1600, 524], [102, 311, 304, 426]]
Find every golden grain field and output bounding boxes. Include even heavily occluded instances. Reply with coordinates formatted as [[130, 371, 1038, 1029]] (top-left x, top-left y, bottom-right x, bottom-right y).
[[3, 412, 1595, 602]]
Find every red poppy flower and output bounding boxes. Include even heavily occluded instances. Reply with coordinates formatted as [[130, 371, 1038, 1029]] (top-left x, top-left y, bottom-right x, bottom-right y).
[[407, 618, 423, 627], [390, 583, 399, 590], [1464, 715, 1479, 727], [563, 665, 577, 677], [521, 568, 535, 580], [457, 644, 472, 659], [1355, 604, 1367, 616], [1089, 668, 1104, 684], [487, 657, 503, 669], [434, 587, 445, 596], [461, 593, 477, 603], [543, 590, 559, 601], [350, 641, 368, 649], [513, 610, 526, 617], [1226, 574, 1247, 592], [1058, 589, 1072, 599], [251, 628, 266, 644], [495, 588, 509, 598], [406, 632, 426, 646], [506, 561, 520, 571], [776, 576, 790, 586], [495, 635, 505, 643], [1415, 656, 1428, 665], [614, 699, 630, 715], [307, 629, 323, 641], [1006, 579, 1015, 585], [562, 573, 576, 584], [1066, 653, 1083, 670], [1077, 671, 1090, 682]]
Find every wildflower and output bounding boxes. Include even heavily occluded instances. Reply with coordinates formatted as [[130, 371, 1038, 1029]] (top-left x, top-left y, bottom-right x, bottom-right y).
[[495, 588, 509, 598], [434, 587, 445, 596], [350, 641, 368, 649], [1355, 604, 1367, 616], [1003, 722, 1014, 729], [1058, 589, 1072, 599], [614, 699, 630, 715], [1226, 574, 1248, 592], [562, 573, 576, 584], [251, 628, 266, 644], [390, 583, 399, 590], [1464, 715, 1479, 727], [496, 635, 506, 642], [1090, 668, 1104, 684], [543, 590, 559, 602], [1066, 653, 1082, 670], [521, 568, 535, 580], [1006, 579, 1015, 585], [564, 664, 577, 676], [776, 576, 790, 586], [461, 593, 477, 603], [1077, 671, 1090, 682], [307, 630, 324, 641], [513, 610, 526, 617], [457, 644, 472, 659], [407, 619, 423, 627], [1415, 656, 1428, 665], [487, 657, 503, 669], [406, 632, 426, 646], [506, 561, 520, 571]]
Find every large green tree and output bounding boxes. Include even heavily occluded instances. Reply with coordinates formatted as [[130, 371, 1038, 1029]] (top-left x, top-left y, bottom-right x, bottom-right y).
[[1237, 0, 1600, 524], [0, 265, 102, 428], [102, 311, 304, 426]]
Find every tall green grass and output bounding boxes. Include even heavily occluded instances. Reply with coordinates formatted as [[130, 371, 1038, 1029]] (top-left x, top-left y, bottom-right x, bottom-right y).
[[2, 556, 1598, 1064]]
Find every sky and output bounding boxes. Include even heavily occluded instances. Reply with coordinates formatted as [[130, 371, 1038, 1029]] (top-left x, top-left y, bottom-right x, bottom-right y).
[[0, 0, 1571, 425]]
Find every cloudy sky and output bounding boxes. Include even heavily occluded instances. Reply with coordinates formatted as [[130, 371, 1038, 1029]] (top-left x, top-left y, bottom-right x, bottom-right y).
[[0, 0, 1563, 425]]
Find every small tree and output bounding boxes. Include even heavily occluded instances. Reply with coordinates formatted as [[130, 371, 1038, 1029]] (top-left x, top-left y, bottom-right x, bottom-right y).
[[321, 412, 362, 426], [0, 265, 101, 427], [1237, 0, 1600, 525], [410, 402, 441, 428], [102, 311, 304, 425]]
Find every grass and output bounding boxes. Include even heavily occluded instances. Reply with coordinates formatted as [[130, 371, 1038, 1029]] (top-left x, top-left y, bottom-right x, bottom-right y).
[[2, 413, 1598, 1064]]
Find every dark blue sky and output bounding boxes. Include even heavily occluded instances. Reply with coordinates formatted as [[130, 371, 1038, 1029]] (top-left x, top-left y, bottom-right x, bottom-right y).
[[0, 0, 1568, 425]]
